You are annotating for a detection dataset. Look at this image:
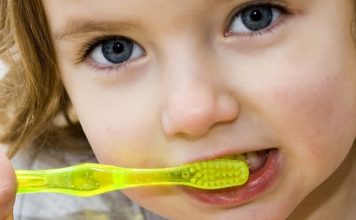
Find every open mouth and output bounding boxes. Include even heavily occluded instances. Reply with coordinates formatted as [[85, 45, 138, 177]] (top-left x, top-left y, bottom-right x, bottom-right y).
[[220, 149, 269, 173], [180, 148, 281, 207]]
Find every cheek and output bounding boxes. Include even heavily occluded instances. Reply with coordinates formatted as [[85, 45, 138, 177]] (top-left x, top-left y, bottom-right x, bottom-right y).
[[85, 111, 150, 165], [271, 70, 344, 136], [265, 60, 356, 172], [80, 100, 160, 167], [63, 75, 164, 167]]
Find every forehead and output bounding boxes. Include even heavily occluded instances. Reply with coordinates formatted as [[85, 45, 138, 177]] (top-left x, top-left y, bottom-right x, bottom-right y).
[[42, 0, 230, 26], [42, 0, 233, 15], [41, 0, 351, 22]]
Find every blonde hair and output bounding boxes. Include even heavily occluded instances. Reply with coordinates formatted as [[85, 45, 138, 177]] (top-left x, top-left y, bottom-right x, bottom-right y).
[[1, 0, 356, 158], [0, 0, 85, 158]]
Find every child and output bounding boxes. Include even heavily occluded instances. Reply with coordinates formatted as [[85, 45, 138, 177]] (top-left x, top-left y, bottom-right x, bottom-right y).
[[1, 0, 355, 219]]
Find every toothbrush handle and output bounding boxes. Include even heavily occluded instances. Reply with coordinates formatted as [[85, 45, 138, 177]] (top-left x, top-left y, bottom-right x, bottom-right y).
[[113, 169, 162, 188], [16, 170, 48, 194], [113, 166, 193, 189], [16, 164, 120, 196], [15, 167, 173, 195]]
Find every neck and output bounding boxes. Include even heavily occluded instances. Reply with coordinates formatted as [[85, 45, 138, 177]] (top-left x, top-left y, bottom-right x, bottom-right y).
[[288, 146, 356, 220]]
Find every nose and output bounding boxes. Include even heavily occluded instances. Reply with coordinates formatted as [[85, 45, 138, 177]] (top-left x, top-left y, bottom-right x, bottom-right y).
[[161, 58, 239, 137]]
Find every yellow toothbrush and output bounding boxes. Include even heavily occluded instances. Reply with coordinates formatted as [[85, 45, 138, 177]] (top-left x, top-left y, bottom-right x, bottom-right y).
[[16, 158, 249, 197]]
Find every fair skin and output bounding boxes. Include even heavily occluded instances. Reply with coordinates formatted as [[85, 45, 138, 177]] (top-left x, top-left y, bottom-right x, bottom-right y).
[[1, 0, 356, 219]]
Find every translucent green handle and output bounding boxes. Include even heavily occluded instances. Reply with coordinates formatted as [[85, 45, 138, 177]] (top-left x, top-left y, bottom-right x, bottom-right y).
[[16, 159, 249, 197]]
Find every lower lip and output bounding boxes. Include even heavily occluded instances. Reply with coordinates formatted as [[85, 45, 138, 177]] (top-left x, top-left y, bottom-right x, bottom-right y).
[[180, 149, 281, 207]]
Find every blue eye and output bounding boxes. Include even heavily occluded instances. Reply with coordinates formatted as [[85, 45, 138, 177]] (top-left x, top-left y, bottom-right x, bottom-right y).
[[230, 4, 283, 33], [89, 37, 143, 66]]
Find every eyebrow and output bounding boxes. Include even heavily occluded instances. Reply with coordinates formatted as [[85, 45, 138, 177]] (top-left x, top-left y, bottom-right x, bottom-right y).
[[54, 0, 237, 41], [54, 20, 136, 41], [204, 0, 233, 6]]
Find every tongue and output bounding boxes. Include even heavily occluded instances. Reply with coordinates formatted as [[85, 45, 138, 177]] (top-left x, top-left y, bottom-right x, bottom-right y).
[[246, 150, 268, 172]]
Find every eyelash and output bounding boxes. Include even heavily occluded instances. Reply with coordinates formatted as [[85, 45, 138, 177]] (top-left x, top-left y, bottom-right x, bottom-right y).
[[226, 1, 292, 38], [75, 35, 134, 76], [76, 1, 292, 73], [76, 35, 121, 65]]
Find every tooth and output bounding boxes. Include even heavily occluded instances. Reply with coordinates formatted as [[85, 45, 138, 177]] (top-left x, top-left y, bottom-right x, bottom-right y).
[[246, 152, 264, 171], [235, 154, 246, 161]]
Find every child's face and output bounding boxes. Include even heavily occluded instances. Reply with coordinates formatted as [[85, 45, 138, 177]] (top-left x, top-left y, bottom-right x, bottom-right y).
[[43, 0, 356, 219]]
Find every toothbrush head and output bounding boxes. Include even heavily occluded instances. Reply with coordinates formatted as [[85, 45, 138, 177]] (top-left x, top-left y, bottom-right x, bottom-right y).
[[177, 159, 249, 189]]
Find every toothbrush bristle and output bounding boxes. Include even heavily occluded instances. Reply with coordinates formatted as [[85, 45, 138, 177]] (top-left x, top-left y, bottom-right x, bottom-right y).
[[182, 159, 249, 189]]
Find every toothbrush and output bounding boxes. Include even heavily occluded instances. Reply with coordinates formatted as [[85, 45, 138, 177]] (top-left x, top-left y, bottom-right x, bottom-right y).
[[16, 158, 249, 197]]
